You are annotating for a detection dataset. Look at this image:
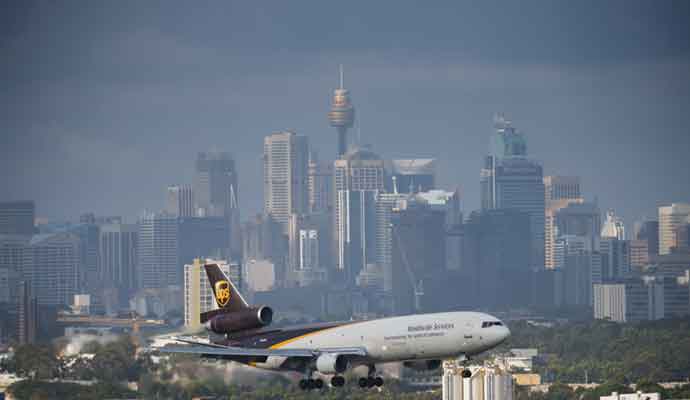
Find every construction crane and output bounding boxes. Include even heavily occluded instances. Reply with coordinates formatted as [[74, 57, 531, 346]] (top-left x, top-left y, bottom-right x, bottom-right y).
[[391, 223, 424, 312]]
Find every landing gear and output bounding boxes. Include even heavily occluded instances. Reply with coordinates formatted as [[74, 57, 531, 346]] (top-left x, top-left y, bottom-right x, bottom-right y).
[[358, 365, 384, 389], [299, 378, 324, 390], [331, 376, 345, 387]]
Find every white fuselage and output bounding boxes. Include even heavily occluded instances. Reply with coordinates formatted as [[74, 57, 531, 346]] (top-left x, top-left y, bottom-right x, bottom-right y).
[[256, 311, 509, 372]]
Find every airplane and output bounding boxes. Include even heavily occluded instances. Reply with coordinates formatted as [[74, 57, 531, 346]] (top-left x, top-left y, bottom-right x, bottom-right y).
[[160, 264, 510, 390]]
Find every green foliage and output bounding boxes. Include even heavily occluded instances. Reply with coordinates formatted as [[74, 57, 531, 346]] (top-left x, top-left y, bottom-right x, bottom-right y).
[[90, 335, 141, 382], [507, 318, 690, 383], [7, 380, 136, 400], [12, 344, 59, 379]]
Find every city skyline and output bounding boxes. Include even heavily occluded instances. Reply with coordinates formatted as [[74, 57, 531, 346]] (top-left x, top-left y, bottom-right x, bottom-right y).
[[2, 1, 689, 226]]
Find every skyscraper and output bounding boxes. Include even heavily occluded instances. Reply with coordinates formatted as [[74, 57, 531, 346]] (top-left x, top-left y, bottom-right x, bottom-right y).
[[480, 115, 545, 268], [328, 65, 355, 158], [333, 147, 385, 280], [658, 204, 690, 255], [166, 184, 195, 217], [98, 223, 138, 295], [0, 201, 35, 236], [137, 212, 179, 289], [391, 202, 447, 314], [287, 213, 329, 287], [194, 151, 238, 218], [307, 151, 333, 213], [22, 232, 80, 306], [463, 209, 532, 309], [263, 131, 309, 231]]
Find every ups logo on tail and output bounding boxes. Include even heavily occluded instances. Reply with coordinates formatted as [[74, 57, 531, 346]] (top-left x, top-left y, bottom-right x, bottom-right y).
[[214, 280, 231, 307]]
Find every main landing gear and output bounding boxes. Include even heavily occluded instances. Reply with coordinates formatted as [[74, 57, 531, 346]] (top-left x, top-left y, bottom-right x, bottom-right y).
[[358, 365, 384, 389], [298, 378, 324, 390], [330, 375, 345, 387]]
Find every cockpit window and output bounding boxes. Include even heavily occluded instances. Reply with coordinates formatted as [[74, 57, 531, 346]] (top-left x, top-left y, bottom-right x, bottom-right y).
[[481, 321, 503, 328]]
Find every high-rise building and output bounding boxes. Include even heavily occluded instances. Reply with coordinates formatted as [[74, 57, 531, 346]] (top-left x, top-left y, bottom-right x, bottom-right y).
[[308, 151, 333, 214], [629, 239, 650, 272], [544, 176, 581, 202], [194, 151, 239, 218], [242, 214, 285, 264], [166, 184, 195, 217], [0, 201, 35, 236], [634, 219, 659, 263], [674, 223, 690, 253], [599, 210, 630, 281], [388, 159, 436, 194], [391, 202, 447, 315], [0, 235, 28, 303], [287, 213, 329, 287], [543, 176, 583, 269], [16, 280, 38, 344], [553, 202, 602, 252], [333, 147, 385, 279], [463, 209, 532, 310], [263, 131, 309, 231], [137, 212, 179, 289], [22, 232, 80, 306], [98, 223, 138, 295], [480, 115, 545, 268], [545, 199, 584, 269], [178, 216, 231, 267], [328, 65, 355, 158], [659, 203, 690, 255], [336, 190, 377, 286], [183, 258, 231, 330], [375, 192, 409, 293], [560, 235, 602, 306]]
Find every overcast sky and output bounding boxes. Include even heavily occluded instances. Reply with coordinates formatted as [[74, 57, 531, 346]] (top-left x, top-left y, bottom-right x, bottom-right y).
[[2, 0, 689, 227]]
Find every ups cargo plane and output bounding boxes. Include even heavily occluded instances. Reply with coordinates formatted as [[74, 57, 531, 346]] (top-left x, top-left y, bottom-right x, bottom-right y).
[[161, 264, 510, 390]]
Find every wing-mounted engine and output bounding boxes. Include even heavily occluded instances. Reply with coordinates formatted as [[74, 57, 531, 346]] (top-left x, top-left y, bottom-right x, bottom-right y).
[[403, 359, 441, 371], [205, 306, 273, 335], [315, 353, 349, 374]]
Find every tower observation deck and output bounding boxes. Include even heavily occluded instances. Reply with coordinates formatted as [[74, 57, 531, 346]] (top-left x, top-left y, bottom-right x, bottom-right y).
[[328, 65, 355, 158]]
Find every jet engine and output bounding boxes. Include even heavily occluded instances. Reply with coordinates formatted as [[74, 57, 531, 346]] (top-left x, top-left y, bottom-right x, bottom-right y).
[[206, 306, 273, 334], [403, 360, 442, 371], [315, 353, 349, 374]]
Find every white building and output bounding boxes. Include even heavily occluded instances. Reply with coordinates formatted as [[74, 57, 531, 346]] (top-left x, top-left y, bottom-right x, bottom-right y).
[[443, 361, 513, 400], [183, 258, 231, 330], [659, 203, 690, 255], [600, 392, 660, 400], [593, 284, 626, 322], [263, 131, 309, 232]]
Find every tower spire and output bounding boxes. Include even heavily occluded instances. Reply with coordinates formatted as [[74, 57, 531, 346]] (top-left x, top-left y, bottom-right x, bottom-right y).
[[339, 64, 344, 89]]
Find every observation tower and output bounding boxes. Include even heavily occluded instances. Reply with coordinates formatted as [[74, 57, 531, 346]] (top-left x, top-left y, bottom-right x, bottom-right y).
[[328, 65, 355, 158]]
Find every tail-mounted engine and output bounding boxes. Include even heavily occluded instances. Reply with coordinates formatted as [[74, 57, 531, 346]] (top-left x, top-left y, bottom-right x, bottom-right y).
[[205, 306, 273, 335]]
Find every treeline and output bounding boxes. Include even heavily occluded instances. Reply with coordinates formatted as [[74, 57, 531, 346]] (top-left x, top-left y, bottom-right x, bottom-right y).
[[507, 318, 690, 383]]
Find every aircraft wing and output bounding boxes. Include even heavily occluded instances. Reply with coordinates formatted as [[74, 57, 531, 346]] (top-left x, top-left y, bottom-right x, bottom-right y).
[[160, 343, 367, 358]]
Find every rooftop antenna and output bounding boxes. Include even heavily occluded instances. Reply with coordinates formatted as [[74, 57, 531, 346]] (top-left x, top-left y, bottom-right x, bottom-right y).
[[339, 64, 344, 89]]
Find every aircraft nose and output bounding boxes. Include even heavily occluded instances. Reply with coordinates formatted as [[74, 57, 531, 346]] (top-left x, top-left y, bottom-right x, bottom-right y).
[[499, 326, 510, 343]]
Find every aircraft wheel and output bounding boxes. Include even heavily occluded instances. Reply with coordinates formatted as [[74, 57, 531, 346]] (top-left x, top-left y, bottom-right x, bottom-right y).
[[374, 376, 384, 387], [314, 379, 324, 389], [299, 379, 309, 390], [331, 376, 345, 387], [367, 376, 376, 388], [462, 369, 472, 378], [358, 377, 369, 388]]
